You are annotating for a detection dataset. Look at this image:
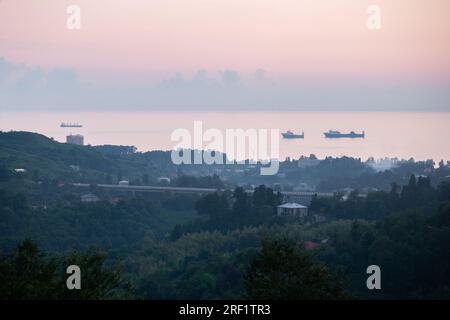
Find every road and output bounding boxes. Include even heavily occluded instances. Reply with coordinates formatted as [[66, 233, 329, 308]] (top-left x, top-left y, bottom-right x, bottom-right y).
[[71, 183, 334, 198]]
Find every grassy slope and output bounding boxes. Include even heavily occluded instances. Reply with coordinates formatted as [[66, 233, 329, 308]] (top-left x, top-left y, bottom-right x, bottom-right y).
[[0, 131, 115, 180]]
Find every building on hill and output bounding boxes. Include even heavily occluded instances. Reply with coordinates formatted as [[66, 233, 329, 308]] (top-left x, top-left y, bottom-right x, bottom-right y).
[[158, 177, 171, 184], [277, 202, 308, 217], [80, 193, 99, 203], [66, 134, 84, 146], [69, 165, 80, 171]]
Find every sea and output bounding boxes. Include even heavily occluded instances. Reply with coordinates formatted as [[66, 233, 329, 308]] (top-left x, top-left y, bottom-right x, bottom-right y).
[[1, 111, 450, 163]]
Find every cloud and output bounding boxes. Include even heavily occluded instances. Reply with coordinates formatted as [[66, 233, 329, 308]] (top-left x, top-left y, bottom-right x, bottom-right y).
[[46, 68, 78, 91], [220, 69, 240, 86], [0, 57, 16, 83], [0, 58, 87, 110], [254, 69, 266, 82], [0, 57, 449, 112]]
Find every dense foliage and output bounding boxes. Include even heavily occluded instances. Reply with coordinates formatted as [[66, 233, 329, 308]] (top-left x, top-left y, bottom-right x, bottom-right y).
[[0, 240, 121, 299], [244, 238, 348, 299], [1, 131, 450, 299]]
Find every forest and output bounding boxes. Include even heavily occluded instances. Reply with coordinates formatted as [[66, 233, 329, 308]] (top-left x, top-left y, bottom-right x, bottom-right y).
[[1, 131, 450, 299]]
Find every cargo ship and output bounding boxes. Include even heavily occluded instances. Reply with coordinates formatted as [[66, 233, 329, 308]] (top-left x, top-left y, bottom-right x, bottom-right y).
[[60, 123, 83, 128], [281, 130, 304, 139], [324, 130, 365, 138]]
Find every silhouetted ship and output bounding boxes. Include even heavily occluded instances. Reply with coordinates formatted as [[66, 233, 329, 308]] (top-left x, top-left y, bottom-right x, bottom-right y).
[[60, 122, 83, 128], [281, 130, 304, 139], [324, 130, 365, 138]]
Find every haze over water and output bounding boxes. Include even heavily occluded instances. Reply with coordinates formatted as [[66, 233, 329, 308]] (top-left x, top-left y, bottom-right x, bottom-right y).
[[1, 111, 449, 163]]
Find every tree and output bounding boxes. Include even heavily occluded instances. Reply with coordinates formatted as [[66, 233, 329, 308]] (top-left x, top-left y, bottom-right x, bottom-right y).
[[232, 187, 250, 218], [0, 239, 59, 299], [142, 173, 149, 185], [61, 249, 121, 299], [244, 238, 348, 299], [171, 224, 184, 241], [0, 165, 11, 182], [0, 240, 121, 299], [195, 192, 229, 223], [438, 181, 450, 202]]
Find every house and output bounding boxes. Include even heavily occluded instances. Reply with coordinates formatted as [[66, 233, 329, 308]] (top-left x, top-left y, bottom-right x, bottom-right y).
[[80, 194, 99, 203], [69, 165, 80, 171], [158, 177, 171, 184], [277, 202, 308, 217]]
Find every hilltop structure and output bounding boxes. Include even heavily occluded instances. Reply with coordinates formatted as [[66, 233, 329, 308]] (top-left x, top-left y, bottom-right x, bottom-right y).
[[277, 202, 308, 217], [66, 134, 84, 146]]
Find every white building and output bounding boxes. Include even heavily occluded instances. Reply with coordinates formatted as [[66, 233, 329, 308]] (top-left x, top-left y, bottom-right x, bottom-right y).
[[158, 177, 171, 184], [81, 194, 99, 203], [66, 134, 84, 146], [277, 202, 308, 217]]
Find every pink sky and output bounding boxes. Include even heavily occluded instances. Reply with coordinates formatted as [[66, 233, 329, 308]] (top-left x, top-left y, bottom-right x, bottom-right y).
[[1, 0, 449, 84]]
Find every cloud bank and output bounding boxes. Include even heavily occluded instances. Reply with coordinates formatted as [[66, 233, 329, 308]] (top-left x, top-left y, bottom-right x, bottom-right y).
[[1, 58, 449, 112]]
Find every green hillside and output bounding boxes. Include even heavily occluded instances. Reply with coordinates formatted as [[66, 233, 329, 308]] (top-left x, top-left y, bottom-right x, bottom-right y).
[[0, 131, 115, 181]]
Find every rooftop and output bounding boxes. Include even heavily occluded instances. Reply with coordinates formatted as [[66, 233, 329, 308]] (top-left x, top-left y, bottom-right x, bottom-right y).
[[277, 202, 308, 209], [81, 193, 98, 198]]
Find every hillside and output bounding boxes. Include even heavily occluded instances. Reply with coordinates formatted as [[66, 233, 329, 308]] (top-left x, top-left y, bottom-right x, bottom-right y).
[[0, 131, 119, 182]]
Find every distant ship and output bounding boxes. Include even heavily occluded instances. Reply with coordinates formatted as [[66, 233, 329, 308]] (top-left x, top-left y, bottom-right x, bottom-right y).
[[60, 122, 83, 128], [282, 130, 304, 139], [324, 130, 365, 138]]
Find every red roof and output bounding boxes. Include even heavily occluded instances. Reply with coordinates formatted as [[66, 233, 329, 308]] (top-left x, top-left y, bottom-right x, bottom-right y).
[[109, 197, 120, 205], [304, 241, 320, 250]]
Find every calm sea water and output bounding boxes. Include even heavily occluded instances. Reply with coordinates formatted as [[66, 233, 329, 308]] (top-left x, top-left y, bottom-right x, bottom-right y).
[[1, 112, 450, 162]]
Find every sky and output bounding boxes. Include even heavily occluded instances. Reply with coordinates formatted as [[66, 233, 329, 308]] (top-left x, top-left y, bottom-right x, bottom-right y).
[[0, 0, 449, 111]]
